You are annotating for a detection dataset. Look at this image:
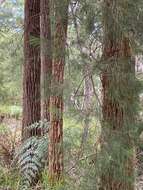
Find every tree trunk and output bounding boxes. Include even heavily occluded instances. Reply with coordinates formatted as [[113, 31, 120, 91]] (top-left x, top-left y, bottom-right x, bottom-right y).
[[48, 0, 69, 185], [22, 0, 41, 140], [40, 0, 52, 121], [100, 0, 137, 189], [81, 63, 93, 149]]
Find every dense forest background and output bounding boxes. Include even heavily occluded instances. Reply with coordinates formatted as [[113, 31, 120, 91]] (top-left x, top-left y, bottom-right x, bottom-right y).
[[0, 0, 143, 189]]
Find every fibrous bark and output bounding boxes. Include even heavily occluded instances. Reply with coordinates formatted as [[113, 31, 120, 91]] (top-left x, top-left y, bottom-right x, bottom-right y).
[[100, 0, 136, 189], [48, 0, 69, 185], [40, 0, 52, 121], [22, 0, 41, 140]]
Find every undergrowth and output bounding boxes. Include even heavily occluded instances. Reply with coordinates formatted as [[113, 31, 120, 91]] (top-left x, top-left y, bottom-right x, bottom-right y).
[[0, 117, 98, 190]]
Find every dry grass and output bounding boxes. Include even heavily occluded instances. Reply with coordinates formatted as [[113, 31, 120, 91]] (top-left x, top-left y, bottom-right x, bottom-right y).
[[0, 119, 21, 167]]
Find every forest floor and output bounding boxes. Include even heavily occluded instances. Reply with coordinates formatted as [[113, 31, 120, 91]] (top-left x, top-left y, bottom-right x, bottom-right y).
[[0, 117, 143, 189]]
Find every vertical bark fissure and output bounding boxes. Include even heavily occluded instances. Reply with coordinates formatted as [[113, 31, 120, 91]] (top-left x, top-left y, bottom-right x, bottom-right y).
[[40, 0, 52, 121], [49, 0, 69, 184], [100, 0, 136, 189], [22, 0, 41, 140]]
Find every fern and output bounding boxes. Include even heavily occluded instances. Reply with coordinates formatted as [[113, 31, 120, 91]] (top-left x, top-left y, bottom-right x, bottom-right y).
[[15, 121, 49, 190], [27, 119, 50, 136]]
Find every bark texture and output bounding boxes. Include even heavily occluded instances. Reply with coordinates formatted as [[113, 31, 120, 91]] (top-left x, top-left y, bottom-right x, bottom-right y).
[[100, 0, 136, 189], [40, 0, 52, 121], [22, 0, 41, 140], [48, 0, 69, 185]]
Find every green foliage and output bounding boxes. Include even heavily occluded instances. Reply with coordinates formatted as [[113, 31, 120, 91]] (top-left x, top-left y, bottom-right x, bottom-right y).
[[64, 117, 82, 148], [0, 0, 143, 189], [0, 123, 8, 133], [41, 170, 65, 190], [10, 105, 22, 119], [0, 29, 23, 104], [0, 105, 22, 118], [16, 121, 49, 190], [0, 0, 23, 105], [0, 166, 20, 189]]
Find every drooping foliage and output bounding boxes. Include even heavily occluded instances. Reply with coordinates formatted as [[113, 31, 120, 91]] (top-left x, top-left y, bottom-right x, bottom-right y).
[[0, 0, 143, 189], [98, 0, 142, 189]]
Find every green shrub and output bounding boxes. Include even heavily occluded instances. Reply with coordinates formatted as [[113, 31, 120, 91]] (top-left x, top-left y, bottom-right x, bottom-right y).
[[0, 166, 20, 189], [0, 105, 22, 119]]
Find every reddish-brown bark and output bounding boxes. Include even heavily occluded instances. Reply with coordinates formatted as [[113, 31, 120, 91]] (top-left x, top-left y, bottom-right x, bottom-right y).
[[48, 0, 69, 184], [102, 37, 133, 130], [101, 42, 135, 190], [22, 0, 41, 140], [100, 1, 135, 189], [40, 0, 52, 121]]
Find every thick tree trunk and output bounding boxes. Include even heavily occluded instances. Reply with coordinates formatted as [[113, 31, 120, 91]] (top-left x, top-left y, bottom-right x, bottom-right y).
[[40, 0, 52, 121], [48, 0, 69, 185], [22, 0, 41, 140], [100, 0, 136, 189]]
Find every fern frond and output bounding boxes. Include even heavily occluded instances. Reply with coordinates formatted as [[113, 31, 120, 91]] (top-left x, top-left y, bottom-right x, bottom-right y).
[[15, 121, 49, 190], [27, 120, 50, 136]]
